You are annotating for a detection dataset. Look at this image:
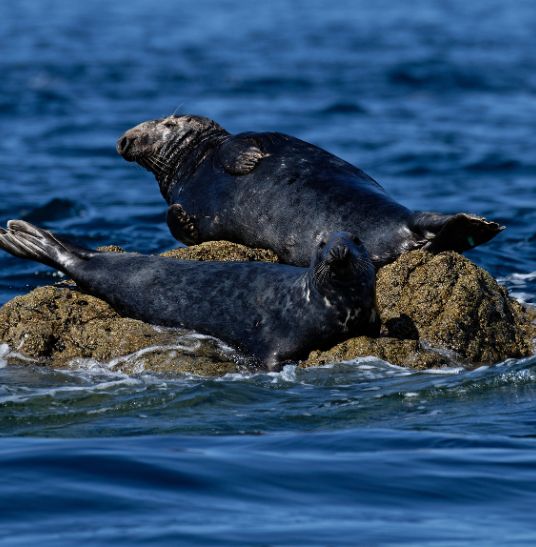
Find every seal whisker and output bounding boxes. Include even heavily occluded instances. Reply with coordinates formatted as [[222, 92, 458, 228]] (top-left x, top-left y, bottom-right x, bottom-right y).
[[351, 257, 373, 274], [313, 261, 330, 287], [144, 157, 165, 175], [148, 155, 170, 172], [171, 102, 184, 117]]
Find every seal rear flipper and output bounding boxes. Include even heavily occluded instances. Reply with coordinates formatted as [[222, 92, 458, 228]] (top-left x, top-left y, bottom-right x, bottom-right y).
[[410, 212, 504, 253], [218, 136, 268, 175], [0, 220, 93, 272], [167, 204, 199, 245]]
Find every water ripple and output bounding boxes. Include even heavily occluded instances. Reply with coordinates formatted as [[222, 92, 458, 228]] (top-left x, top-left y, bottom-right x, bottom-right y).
[[1, 0, 536, 542]]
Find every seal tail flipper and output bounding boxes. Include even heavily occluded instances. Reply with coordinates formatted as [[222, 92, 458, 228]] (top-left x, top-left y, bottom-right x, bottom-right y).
[[410, 212, 505, 253], [0, 220, 93, 273]]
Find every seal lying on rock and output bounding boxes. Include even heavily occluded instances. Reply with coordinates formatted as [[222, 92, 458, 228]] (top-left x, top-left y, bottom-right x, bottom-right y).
[[117, 114, 503, 268], [0, 221, 379, 370]]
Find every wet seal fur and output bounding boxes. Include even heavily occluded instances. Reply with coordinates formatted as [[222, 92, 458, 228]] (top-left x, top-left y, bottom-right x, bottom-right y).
[[117, 115, 504, 268], [0, 221, 379, 370]]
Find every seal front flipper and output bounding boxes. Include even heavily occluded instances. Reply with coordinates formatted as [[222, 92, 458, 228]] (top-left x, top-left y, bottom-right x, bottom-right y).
[[411, 212, 504, 253], [167, 204, 199, 245], [217, 136, 268, 175]]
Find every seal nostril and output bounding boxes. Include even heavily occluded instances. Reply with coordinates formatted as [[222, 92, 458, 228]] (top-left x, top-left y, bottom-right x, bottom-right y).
[[338, 247, 349, 261], [117, 136, 131, 154], [330, 245, 349, 262]]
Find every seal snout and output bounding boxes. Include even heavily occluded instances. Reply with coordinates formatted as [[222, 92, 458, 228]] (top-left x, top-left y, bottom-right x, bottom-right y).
[[328, 243, 350, 263], [321, 231, 360, 264], [116, 135, 132, 156], [315, 232, 374, 284], [116, 122, 152, 160], [116, 128, 140, 160]]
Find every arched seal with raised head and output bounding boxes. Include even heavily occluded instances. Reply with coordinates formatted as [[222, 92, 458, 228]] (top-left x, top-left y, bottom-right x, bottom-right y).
[[0, 221, 379, 370], [117, 115, 503, 268]]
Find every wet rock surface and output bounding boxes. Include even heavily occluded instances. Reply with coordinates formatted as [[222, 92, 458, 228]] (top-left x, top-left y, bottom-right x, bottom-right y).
[[0, 241, 279, 374], [376, 251, 534, 364], [0, 243, 533, 374], [306, 251, 535, 369], [0, 285, 238, 375], [305, 337, 447, 370], [161, 241, 279, 263]]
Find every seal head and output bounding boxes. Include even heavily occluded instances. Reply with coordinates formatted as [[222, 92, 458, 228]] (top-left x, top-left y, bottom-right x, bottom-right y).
[[117, 115, 228, 197], [310, 231, 380, 337]]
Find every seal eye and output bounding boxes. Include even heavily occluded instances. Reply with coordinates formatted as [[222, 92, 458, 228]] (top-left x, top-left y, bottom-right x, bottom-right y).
[[163, 121, 176, 129]]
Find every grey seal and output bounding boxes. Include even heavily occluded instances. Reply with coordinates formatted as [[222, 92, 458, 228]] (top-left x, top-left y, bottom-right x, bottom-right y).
[[117, 114, 503, 268], [0, 221, 379, 370]]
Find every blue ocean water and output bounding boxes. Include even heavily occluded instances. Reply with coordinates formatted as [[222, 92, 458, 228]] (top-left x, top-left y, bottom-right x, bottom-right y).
[[0, 0, 535, 544]]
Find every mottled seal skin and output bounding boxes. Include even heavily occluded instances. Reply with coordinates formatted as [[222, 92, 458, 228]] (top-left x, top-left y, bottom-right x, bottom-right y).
[[117, 115, 503, 268], [0, 221, 379, 370]]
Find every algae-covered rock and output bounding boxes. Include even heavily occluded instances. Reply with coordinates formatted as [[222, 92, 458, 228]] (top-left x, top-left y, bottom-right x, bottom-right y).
[[162, 241, 279, 262], [304, 337, 447, 370], [376, 251, 534, 363], [0, 285, 238, 375], [98, 241, 279, 262], [304, 251, 535, 368], [96, 245, 126, 253], [0, 240, 278, 373], [0, 241, 534, 373]]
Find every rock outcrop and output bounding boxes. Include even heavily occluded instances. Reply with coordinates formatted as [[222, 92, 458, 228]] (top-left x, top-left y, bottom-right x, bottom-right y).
[[0, 242, 278, 374], [0, 285, 239, 375], [306, 251, 535, 369], [0, 243, 533, 374]]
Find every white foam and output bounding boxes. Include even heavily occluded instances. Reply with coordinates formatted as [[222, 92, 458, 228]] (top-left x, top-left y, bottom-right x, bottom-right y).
[[267, 364, 298, 383], [100, 342, 201, 369], [0, 345, 40, 368], [0, 376, 140, 405], [0, 344, 9, 368], [501, 271, 536, 283], [421, 366, 465, 375], [218, 371, 255, 381], [216, 363, 301, 384], [278, 364, 298, 382], [66, 330, 237, 375], [509, 291, 534, 304], [498, 271, 536, 304]]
